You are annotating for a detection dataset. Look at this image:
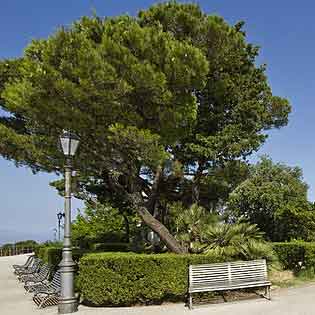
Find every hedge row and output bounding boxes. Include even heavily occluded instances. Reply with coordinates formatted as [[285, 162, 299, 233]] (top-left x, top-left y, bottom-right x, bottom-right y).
[[77, 252, 224, 306], [36, 242, 315, 306], [35, 243, 130, 270], [35, 246, 90, 271], [90, 242, 130, 252], [273, 242, 315, 270]]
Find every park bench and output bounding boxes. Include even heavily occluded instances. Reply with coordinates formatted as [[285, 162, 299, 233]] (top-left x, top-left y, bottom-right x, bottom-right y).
[[188, 259, 271, 309], [16, 258, 42, 279], [13, 255, 35, 273], [32, 271, 61, 308], [21, 263, 51, 285]]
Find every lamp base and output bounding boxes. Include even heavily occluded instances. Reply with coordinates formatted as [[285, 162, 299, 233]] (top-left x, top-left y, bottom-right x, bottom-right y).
[[58, 297, 78, 314]]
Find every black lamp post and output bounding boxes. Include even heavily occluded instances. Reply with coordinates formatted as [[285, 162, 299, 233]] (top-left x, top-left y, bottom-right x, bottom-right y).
[[58, 130, 79, 314], [57, 211, 65, 241]]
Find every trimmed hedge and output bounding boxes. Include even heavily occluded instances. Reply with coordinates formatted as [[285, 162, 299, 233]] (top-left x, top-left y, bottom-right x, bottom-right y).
[[77, 252, 224, 306], [273, 242, 315, 271], [36, 246, 62, 267], [91, 242, 130, 252], [35, 246, 90, 271], [35, 243, 131, 270]]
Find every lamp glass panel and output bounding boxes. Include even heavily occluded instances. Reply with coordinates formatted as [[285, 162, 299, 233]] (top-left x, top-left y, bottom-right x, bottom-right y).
[[69, 138, 79, 156], [60, 136, 70, 155]]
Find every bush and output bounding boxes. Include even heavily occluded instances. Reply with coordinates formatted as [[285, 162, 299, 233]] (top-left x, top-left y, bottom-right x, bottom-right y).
[[35, 242, 130, 270], [273, 242, 315, 271], [91, 242, 130, 252], [77, 252, 224, 306], [36, 246, 90, 272]]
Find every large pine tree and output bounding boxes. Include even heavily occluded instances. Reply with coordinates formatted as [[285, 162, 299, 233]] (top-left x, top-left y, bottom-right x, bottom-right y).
[[0, 3, 290, 253]]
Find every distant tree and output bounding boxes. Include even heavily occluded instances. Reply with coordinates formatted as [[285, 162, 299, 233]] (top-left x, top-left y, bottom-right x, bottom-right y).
[[1, 243, 13, 249], [71, 203, 135, 248], [1, 240, 37, 248], [0, 3, 290, 253], [227, 157, 315, 241], [15, 240, 38, 247]]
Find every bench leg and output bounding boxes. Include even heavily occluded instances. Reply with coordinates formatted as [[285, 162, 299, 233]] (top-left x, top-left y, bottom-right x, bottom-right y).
[[189, 293, 193, 310], [265, 286, 271, 300]]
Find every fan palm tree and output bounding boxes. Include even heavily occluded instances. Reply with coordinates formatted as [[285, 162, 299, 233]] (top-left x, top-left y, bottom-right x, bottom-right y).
[[201, 221, 276, 262], [171, 203, 217, 252]]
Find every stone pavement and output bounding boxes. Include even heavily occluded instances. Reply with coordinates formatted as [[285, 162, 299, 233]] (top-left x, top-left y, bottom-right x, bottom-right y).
[[2, 254, 315, 315]]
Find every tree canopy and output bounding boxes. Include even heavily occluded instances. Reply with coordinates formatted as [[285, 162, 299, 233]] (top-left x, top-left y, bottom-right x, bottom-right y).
[[227, 157, 315, 241], [0, 2, 291, 253], [71, 203, 133, 248]]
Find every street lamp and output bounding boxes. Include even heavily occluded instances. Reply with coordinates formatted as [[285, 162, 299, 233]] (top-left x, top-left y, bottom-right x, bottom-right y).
[[147, 230, 160, 246], [57, 211, 65, 241], [58, 130, 79, 314]]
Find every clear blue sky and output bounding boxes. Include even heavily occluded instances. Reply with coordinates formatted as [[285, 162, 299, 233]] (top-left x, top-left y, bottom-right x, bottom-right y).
[[1, 0, 314, 244]]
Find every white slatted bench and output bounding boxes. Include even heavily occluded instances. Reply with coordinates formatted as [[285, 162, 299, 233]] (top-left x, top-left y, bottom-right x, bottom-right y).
[[188, 259, 271, 309]]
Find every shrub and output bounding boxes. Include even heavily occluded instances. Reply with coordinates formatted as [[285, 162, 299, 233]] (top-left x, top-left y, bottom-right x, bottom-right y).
[[36, 246, 62, 267], [35, 243, 130, 270], [77, 252, 224, 306], [304, 243, 315, 272], [273, 242, 315, 271], [36, 246, 90, 271], [202, 222, 277, 263], [91, 242, 130, 252]]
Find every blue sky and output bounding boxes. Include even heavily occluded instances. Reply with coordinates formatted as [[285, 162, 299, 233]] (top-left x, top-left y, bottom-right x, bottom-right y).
[[1, 0, 315, 243]]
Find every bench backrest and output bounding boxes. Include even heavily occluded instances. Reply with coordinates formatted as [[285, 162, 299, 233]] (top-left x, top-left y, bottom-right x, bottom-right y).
[[51, 271, 61, 292], [29, 258, 42, 272], [189, 259, 268, 287], [38, 263, 50, 276], [23, 255, 35, 268]]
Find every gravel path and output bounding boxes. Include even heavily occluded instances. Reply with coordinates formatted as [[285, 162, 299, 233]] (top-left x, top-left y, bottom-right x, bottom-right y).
[[1, 254, 315, 315]]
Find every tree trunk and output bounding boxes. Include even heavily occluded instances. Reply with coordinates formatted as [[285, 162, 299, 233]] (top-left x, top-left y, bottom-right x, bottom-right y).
[[104, 169, 186, 254], [135, 204, 187, 254], [122, 214, 130, 243], [192, 161, 205, 204]]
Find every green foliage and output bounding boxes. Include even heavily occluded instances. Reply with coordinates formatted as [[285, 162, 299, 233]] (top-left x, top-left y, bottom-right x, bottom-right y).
[[72, 203, 133, 248], [139, 2, 291, 161], [15, 240, 38, 247], [228, 157, 315, 241], [169, 202, 217, 251], [201, 222, 276, 262], [1, 240, 38, 249], [77, 252, 224, 306], [0, 59, 22, 106], [91, 242, 130, 252], [36, 246, 63, 268], [168, 202, 274, 261], [36, 245, 90, 271], [273, 242, 306, 270], [273, 242, 315, 272], [0, 3, 291, 252], [0, 14, 208, 173]]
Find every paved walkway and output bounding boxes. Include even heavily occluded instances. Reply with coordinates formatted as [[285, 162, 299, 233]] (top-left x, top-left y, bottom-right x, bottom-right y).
[[2, 254, 315, 315]]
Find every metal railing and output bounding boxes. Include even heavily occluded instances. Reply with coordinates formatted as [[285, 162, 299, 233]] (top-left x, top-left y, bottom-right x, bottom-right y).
[[0, 247, 34, 257]]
